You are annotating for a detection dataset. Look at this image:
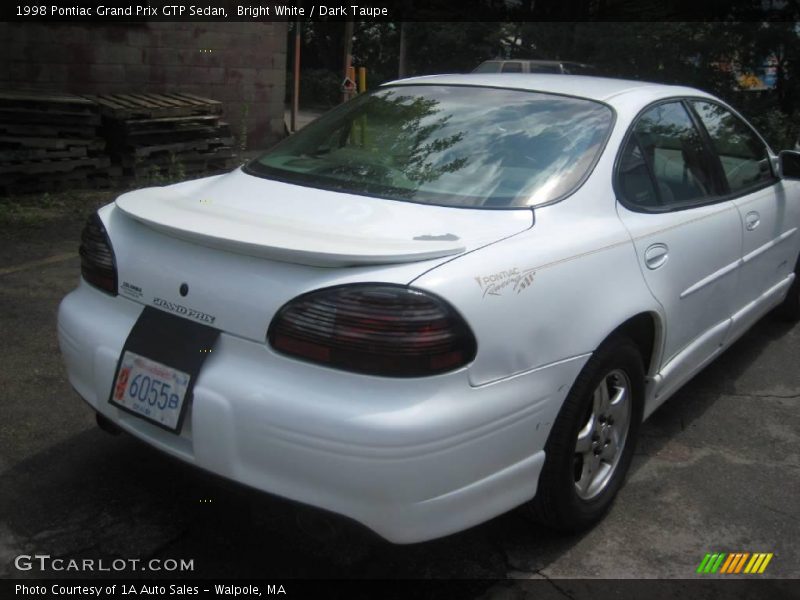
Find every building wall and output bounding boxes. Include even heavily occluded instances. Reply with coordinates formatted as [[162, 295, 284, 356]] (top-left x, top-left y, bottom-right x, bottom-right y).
[[0, 22, 287, 149]]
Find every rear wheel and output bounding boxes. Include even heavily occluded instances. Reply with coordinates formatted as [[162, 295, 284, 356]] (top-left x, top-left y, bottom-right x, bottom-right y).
[[530, 335, 644, 531]]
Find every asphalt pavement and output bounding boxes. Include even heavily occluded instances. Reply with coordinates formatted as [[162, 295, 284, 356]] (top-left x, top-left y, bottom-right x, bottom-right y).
[[1, 212, 798, 592]]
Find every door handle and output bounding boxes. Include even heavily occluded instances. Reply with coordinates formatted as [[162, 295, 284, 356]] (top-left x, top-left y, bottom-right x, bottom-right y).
[[644, 243, 669, 270], [745, 211, 760, 231]]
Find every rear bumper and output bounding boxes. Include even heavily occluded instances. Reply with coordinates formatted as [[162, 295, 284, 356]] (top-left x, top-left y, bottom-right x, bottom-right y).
[[58, 282, 588, 543]]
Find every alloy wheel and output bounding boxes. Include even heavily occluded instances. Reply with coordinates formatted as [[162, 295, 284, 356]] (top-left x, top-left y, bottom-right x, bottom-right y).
[[573, 369, 632, 500]]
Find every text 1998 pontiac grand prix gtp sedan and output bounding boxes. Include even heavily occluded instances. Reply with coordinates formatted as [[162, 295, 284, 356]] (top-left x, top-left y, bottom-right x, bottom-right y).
[[58, 74, 800, 543]]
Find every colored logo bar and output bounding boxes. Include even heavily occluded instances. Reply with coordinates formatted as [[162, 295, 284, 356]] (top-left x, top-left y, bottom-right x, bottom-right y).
[[696, 552, 773, 574]]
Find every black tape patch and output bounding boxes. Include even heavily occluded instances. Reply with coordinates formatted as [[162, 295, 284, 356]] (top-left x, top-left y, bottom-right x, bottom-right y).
[[108, 306, 220, 433]]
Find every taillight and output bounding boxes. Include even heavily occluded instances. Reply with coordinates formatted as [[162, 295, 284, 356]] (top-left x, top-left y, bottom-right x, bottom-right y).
[[268, 284, 477, 377], [79, 213, 117, 295]]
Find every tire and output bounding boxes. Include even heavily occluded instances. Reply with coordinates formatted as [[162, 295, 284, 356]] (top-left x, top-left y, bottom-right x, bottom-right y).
[[530, 335, 645, 532], [774, 257, 800, 323]]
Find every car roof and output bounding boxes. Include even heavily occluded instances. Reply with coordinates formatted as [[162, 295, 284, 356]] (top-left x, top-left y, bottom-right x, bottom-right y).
[[384, 73, 714, 105]]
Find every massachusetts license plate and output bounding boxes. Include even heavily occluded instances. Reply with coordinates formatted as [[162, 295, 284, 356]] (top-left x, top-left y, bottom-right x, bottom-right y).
[[110, 350, 191, 431]]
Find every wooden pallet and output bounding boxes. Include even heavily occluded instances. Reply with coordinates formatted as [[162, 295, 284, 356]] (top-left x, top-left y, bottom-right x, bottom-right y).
[[0, 135, 105, 150], [0, 93, 104, 168], [0, 156, 110, 176], [123, 144, 235, 164], [116, 123, 232, 147], [0, 90, 235, 192], [0, 161, 120, 194], [0, 106, 101, 126], [105, 125, 231, 150], [122, 114, 226, 133], [124, 149, 237, 170], [1, 174, 116, 194], [0, 146, 88, 163], [0, 122, 99, 138], [132, 137, 234, 159], [0, 91, 98, 116], [115, 161, 235, 187], [88, 92, 223, 119]]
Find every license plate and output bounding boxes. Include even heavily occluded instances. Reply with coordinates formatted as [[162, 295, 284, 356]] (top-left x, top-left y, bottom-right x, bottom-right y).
[[110, 350, 191, 432]]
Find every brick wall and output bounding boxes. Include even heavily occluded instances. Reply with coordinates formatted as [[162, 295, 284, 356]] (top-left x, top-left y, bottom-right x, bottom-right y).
[[0, 22, 288, 149]]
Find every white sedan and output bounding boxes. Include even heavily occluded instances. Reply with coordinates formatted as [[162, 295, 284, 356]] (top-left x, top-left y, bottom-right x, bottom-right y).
[[58, 74, 800, 543]]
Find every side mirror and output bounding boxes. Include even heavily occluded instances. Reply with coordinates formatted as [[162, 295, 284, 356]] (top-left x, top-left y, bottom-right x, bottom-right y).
[[779, 150, 800, 179]]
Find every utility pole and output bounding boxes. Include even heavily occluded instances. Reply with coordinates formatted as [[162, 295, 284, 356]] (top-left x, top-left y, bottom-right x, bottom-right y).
[[398, 1, 412, 78], [398, 22, 407, 78], [290, 20, 301, 133], [342, 20, 354, 103]]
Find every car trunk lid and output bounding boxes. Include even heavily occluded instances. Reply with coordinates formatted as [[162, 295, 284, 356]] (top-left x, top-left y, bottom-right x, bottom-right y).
[[106, 170, 532, 342], [115, 169, 532, 268]]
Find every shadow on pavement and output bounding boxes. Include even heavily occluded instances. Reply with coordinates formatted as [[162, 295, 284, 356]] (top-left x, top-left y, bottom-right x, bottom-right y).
[[631, 313, 795, 471]]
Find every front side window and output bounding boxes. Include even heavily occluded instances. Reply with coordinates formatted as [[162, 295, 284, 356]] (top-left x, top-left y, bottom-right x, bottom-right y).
[[618, 139, 659, 209], [248, 85, 614, 208], [473, 61, 501, 73], [692, 101, 775, 194], [619, 101, 718, 210]]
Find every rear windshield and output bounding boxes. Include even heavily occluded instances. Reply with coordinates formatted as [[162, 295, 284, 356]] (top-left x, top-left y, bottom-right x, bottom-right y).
[[247, 85, 614, 208]]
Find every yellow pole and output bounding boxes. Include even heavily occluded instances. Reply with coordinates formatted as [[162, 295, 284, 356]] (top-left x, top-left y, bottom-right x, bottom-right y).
[[358, 67, 367, 93]]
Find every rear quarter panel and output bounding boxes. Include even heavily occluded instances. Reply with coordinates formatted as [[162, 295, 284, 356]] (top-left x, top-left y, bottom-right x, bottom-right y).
[[412, 181, 662, 387]]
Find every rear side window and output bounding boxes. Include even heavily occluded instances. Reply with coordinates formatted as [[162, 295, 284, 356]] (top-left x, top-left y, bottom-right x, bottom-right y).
[[528, 64, 561, 74], [691, 101, 775, 194], [565, 64, 597, 75], [501, 62, 523, 73], [619, 101, 718, 210]]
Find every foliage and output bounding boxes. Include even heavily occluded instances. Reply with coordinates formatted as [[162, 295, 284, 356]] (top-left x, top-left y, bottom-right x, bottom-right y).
[[747, 107, 799, 151], [286, 67, 342, 108], [132, 153, 189, 188], [0, 190, 112, 228], [288, 21, 800, 148], [401, 22, 507, 76]]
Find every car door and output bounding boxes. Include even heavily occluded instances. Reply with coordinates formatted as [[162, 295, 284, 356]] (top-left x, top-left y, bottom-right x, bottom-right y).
[[689, 100, 798, 340], [615, 99, 743, 401]]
